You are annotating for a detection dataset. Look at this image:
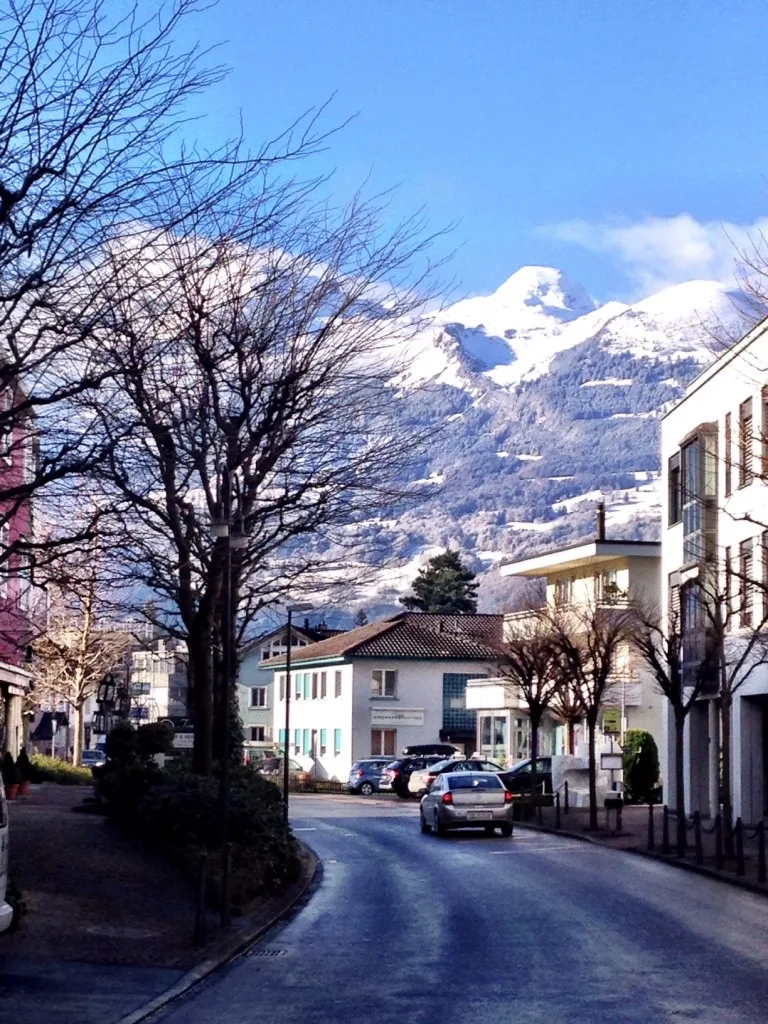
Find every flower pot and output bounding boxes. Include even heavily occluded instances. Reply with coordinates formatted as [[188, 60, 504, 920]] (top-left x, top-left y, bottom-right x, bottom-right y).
[[19, 780, 30, 797], [5, 784, 19, 801]]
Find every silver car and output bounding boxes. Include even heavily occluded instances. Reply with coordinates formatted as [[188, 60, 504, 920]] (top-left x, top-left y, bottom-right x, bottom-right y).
[[420, 772, 514, 837]]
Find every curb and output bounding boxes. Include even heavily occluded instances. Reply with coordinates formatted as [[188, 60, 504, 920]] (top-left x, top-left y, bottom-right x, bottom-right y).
[[114, 842, 319, 1024], [517, 821, 768, 898]]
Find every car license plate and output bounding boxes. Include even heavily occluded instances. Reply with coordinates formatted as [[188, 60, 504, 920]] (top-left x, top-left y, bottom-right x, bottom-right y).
[[467, 811, 487, 820]]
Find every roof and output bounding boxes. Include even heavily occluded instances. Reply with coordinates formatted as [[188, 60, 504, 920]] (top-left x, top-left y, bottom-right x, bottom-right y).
[[263, 613, 504, 668], [499, 539, 661, 578], [243, 620, 346, 658]]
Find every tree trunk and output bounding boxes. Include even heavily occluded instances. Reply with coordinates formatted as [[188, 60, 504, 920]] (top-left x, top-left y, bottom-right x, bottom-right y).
[[530, 709, 541, 823], [566, 719, 575, 756], [587, 712, 598, 830], [721, 691, 734, 857], [72, 702, 84, 767], [674, 708, 686, 857]]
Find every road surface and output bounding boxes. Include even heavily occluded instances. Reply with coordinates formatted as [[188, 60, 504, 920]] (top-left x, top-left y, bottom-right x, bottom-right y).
[[153, 794, 768, 1024]]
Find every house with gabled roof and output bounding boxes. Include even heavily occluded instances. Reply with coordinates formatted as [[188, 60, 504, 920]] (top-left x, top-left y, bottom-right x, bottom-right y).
[[263, 612, 502, 778]]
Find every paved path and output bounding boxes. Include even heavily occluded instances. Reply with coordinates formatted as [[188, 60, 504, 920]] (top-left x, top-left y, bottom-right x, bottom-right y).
[[153, 793, 768, 1024]]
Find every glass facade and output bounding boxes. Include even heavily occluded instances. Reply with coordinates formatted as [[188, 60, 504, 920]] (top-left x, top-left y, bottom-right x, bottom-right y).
[[442, 673, 484, 733]]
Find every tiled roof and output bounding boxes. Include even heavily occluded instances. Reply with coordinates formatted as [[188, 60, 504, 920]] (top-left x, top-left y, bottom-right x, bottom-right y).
[[262, 613, 503, 667]]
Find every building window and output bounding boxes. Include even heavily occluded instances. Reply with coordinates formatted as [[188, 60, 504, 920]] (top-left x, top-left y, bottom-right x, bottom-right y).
[[0, 522, 9, 599], [278, 675, 285, 701], [763, 532, 768, 615], [295, 673, 301, 700], [740, 538, 754, 628], [333, 728, 342, 756], [668, 452, 682, 525], [682, 431, 717, 563], [334, 670, 342, 697], [595, 569, 623, 604], [303, 673, 311, 700], [554, 577, 574, 607], [320, 728, 327, 756], [739, 397, 754, 487], [279, 728, 287, 749], [293, 729, 301, 755], [311, 672, 318, 699], [724, 413, 732, 496], [763, 388, 768, 477], [303, 729, 311, 756], [250, 726, 266, 742], [725, 546, 732, 631], [249, 687, 267, 708], [320, 671, 327, 698], [371, 729, 396, 756], [17, 552, 32, 611], [371, 669, 397, 698]]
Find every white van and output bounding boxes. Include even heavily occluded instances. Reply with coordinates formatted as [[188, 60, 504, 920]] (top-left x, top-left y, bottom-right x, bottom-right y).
[[0, 777, 13, 933]]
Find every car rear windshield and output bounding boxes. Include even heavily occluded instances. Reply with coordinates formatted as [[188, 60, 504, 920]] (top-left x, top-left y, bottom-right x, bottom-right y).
[[448, 774, 503, 790]]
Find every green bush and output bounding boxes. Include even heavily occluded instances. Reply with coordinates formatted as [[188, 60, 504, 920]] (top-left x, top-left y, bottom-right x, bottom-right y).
[[29, 754, 91, 785], [623, 729, 660, 804]]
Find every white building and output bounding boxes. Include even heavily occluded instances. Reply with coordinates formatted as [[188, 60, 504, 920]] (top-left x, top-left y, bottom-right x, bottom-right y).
[[265, 613, 502, 779], [128, 637, 188, 723], [662, 317, 768, 823], [475, 516, 663, 761]]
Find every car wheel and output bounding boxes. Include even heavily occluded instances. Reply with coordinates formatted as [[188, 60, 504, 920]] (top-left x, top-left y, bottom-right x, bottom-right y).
[[420, 812, 431, 834], [484, 825, 496, 836], [434, 812, 448, 838], [360, 782, 374, 796], [397, 790, 410, 800], [500, 822, 513, 838]]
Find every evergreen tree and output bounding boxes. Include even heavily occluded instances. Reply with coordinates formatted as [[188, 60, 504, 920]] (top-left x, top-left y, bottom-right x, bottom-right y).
[[401, 550, 479, 613]]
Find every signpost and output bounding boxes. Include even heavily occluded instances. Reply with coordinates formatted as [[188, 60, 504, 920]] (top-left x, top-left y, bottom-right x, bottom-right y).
[[602, 708, 621, 734]]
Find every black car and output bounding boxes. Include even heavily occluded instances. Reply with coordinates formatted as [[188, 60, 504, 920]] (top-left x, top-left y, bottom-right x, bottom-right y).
[[498, 757, 553, 795], [380, 755, 446, 798], [401, 743, 459, 757]]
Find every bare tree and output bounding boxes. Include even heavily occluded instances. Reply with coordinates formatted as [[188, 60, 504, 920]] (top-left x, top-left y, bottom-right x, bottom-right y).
[[496, 608, 560, 815], [30, 537, 133, 765], [83, 178, 441, 775], [548, 601, 635, 830]]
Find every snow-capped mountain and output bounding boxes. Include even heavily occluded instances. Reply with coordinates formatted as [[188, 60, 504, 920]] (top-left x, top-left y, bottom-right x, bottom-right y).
[[351, 267, 759, 617]]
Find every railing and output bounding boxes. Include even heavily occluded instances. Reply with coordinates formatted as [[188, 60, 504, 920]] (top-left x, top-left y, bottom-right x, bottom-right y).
[[646, 805, 768, 883]]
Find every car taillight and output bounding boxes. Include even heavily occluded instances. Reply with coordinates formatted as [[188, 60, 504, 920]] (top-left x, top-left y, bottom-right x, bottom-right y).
[[504, 790, 514, 803], [441, 792, 453, 805], [392, 769, 400, 777], [357, 769, 364, 777], [427, 774, 436, 783]]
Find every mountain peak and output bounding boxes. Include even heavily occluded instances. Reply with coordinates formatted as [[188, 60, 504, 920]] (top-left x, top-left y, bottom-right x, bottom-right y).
[[491, 265, 596, 319]]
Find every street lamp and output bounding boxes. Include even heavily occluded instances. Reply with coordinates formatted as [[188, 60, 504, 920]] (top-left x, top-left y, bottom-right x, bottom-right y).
[[212, 465, 248, 928], [283, 602, 313, 824]]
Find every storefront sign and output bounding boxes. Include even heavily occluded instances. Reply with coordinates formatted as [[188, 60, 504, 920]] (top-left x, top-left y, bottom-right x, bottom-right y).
[[371, 707, 424, 727], [173, 731, 194, 749], [602, 709, 621, 734]]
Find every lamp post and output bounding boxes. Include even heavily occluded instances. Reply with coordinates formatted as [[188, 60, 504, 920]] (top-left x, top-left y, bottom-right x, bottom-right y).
[[211, 466, 248, 928], [283, 603, 313, 824]]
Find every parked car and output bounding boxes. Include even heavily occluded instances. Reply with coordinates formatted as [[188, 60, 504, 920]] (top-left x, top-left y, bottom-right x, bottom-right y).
[[258, 757, 310, 784], [402, 743, 459, 757], [408, 757, 504, 797], [81, 749, 106, 768], [0, 778, 13, 934], [380, 755, 446, 798], [420, 772, 514, 837], [348, 758, 392, 796], [498, 758, 553, 795]]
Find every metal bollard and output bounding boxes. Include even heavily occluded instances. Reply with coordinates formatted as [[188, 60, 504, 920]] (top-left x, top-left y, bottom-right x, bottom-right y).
[[555, 791, 561, 830], [647, 802, 655, 852], [736, 818, 745, 877], [662, 805, 670, 854], [564, 780, 569, 815], [193, 851, 209, 946], [616, 802, 623, 834], [715, 814, 724, 870], [694, 811, 703, 865], [758, 820, 766, 884]]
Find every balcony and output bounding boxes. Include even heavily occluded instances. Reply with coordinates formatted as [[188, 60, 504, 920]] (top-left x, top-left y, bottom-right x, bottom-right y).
[[465, 677, 525, 711]]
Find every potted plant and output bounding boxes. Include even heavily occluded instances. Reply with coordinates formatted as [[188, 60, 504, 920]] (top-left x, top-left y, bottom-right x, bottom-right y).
[[15, 749, 32, 796], [1, 751, 21, 800]]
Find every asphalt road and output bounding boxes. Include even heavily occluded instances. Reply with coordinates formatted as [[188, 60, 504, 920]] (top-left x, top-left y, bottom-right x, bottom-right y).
[[153, 794, 768, 1024]]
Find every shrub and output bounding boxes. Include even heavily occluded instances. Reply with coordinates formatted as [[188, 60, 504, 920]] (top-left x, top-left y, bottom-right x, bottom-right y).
[[623, 729, 659, 804], [15, 749, 32, 782], [1, 752, 20, 787], [29, 754, 91, 785]]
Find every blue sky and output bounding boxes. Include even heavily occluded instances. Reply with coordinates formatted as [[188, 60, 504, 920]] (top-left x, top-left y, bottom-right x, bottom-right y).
[[176, 0, 768, 304]]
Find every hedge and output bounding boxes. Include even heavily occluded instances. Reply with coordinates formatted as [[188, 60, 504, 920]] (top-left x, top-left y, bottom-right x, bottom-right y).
[[29, 754, 92, 785]]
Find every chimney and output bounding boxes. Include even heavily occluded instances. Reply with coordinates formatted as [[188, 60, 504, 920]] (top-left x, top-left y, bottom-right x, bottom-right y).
[[595, 502, 606, 541], [303, 617, 310, 630]]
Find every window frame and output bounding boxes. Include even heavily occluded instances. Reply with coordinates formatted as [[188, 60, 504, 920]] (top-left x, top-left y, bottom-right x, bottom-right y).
[[739, 397, 754, 488], [333, 728, 342, 757], [334, 670, 342, 698], [370, 728, 396, 757], [724, 413, 732, 496], [249, 686, 267, 709], [668, 451, 682, 525], [371, 668, 398, 699]]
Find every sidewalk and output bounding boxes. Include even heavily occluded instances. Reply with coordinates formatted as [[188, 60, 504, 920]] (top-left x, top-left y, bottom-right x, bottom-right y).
[[0, 783, 315, 1024], [527, 800, 768, 895]]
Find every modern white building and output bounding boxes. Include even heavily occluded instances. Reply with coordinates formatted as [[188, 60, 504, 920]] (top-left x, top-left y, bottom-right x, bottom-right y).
[[128, 636, 188, 724], [477, 514, 663, 761], [662, 316, 768, 823], [264, 613, 502, 779]]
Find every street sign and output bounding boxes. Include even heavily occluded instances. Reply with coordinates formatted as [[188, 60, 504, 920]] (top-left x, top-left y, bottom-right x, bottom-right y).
[[173, 732, 194, 749], [601, 752, 624, 771], [602, 709, 621, 734]]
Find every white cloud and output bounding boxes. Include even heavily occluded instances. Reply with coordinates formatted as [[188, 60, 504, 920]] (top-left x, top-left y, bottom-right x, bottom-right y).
[[537, 213, 768, 297]]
